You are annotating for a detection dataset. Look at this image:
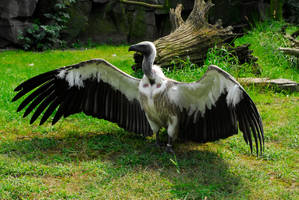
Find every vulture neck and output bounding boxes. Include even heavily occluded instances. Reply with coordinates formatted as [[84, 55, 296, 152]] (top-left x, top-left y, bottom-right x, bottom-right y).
[[142, 53, 155, 84]]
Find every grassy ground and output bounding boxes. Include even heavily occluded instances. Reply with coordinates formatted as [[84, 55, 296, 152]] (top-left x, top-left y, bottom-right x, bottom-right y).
[[0, 22, 298, 199]]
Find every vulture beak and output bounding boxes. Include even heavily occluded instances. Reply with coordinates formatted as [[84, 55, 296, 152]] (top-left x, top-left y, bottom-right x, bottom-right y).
[[128, 44, 139, 52], [129, 44, 146, 54]]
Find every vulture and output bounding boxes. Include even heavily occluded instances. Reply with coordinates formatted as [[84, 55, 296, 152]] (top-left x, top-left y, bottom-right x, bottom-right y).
[[12, 41, 264, 154]]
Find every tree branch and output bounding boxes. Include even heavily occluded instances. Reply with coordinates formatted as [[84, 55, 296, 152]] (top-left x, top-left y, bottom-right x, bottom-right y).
[[169, 4, 184, 32], [278, 47, 299, 57], [120, 0, 164, 9], [186, 0, 214, 27]]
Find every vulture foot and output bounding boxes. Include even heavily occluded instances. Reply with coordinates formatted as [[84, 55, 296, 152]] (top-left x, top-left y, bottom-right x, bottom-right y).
[[166, 144, 175, 154]]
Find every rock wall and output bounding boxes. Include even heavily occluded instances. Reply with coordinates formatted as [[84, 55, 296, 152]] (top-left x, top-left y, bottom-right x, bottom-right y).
[[2, 0, 295, 48], [0, 0, 38, 47], [209, 0, 268, 27], [74, 0, 172, 44], [284, 0, 299, 24]]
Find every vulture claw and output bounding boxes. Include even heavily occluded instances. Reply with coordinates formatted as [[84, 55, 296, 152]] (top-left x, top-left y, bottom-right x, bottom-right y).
[[166, 144, 175, 154]]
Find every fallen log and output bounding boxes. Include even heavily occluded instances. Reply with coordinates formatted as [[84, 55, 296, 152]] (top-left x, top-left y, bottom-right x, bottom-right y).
[[133, 0, 239, 69], [281, 26, 299, 48], [238, 77, 299, 92], [278, 47, 299, 68], [154, 0, 237, 67], [278, 47, 299, 57], [132, 0, 259, 70]]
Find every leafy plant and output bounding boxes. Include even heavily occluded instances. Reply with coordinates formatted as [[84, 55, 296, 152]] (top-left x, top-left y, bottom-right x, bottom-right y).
[[18, 0, 76, 51], [164, 56, 208, 82], [165, 46, 256, 82]]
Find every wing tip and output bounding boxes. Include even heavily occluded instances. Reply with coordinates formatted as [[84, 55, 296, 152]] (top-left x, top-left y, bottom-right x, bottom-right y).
[[11, 95, 18, 102], [14, 85, 22, 92]]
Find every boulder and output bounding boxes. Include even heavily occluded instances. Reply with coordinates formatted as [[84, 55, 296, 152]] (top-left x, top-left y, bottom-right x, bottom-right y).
[[0, 38, 11, 48], [209, 0, 266, 27], [81, 1, 129, 44], [284, 0, 299, 24], [63, 0, 92, 42], [0, 0, 38, 19], [128, 8, 157, 43], [0, 18, 32, 44], [0, 0, 38, 46]]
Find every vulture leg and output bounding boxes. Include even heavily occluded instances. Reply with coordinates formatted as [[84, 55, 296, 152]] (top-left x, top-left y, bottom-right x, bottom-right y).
[[166, 116, 179, 153], [166, 137, 175, 154], [155, 132, 161, 147]]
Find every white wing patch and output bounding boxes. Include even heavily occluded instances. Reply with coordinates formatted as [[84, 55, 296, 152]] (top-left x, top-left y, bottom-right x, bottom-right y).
[[168, 66, 244, 119], [57, 60, 140, 101], [226, 84, 243, 106]]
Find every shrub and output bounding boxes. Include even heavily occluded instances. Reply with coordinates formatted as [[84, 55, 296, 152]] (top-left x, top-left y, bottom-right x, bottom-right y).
[[18, 0, 76, 51]]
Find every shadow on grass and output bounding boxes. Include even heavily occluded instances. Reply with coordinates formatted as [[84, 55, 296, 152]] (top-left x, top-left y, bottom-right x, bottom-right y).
[[0, 131, 241, 199]]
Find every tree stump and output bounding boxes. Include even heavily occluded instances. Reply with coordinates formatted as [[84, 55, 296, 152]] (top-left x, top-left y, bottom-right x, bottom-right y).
[[132, 0, 250, 69], [154, 0, 237, 67]]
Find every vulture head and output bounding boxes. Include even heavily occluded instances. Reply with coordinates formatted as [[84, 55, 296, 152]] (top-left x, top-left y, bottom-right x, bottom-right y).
[[129, 41, 156, 82]]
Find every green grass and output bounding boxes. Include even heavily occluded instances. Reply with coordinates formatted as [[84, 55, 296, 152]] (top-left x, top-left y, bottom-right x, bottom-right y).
[[0, 22, 298, 199], [234, 20, 299, 82]]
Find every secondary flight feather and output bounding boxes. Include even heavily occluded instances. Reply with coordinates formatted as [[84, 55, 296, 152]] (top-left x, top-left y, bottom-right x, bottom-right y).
[[12, 41, 264, 154]]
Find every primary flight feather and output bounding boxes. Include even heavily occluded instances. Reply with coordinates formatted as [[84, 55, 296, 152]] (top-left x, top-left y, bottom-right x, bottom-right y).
[[12, 41, 264, 154]]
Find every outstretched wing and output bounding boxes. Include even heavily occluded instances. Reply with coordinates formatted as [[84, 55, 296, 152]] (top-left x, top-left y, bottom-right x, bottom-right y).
[[12, 59, 153, 136], [168, 65, 264, 154]]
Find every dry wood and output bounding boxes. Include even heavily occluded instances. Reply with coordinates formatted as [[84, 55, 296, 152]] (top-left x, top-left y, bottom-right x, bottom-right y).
[[291, 29, 299, 39], [278, 47, 299, 57], [281, 26, 299, 48], [154, 0, 236, 67], [169, 4, 184, 32], [285, 35, 299, 48], [239, 77, 299, 92], [120, 0, 164, 9], [133, 0, 239, 69]]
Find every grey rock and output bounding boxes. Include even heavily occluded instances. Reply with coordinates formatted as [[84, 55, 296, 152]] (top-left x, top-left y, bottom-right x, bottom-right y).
[[63, 0, 92, 41], [80, 1, 129, 44], [209, 0, 264, 27], [128, 8, 157, 43], [0, 18, 32, 44], [0, 0, 38, 19], [284, 0, 299, 24], [0, 37, 11, 48]]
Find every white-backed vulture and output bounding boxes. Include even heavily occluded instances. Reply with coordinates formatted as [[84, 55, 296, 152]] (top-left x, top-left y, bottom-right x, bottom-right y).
[[12, 41, 264, 154]]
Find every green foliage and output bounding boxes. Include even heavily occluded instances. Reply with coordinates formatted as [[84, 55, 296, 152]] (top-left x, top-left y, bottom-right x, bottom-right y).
[[18, 0, 77, 51], [167, 21, 298, 82], [270, 0, 284, 20], [204, 46, 259, 78], [164, 56, 208, 82], [235, 20, 299, 82], [165, 46, 256, 82]]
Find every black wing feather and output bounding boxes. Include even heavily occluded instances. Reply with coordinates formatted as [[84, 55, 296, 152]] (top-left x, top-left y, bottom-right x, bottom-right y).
[[173, 65, 264, 155], [179, 90, 264, 155], [16, 80, 55, 112], [23, 84, 55, 118], [40, 97, 60, 125], [30, 91, 56, 124], [12, 60, 153, 137]]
